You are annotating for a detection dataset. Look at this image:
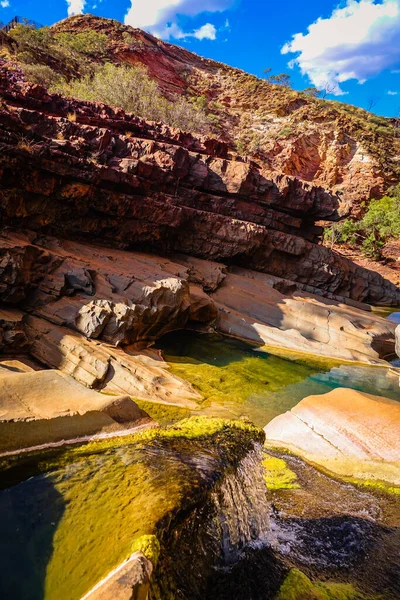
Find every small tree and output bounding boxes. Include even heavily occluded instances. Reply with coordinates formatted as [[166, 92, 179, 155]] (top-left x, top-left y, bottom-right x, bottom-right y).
[[303, 86, 321, 98], [320, 81, 337, 99], [268, 73, 291, 88], [55, 31, 108, 56], [366, 95, 380, 113]]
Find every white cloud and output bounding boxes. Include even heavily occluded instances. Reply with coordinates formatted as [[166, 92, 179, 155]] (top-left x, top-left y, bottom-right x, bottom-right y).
[[192, 23, 217, 40], [124, 0, 233, 40], [282, 0, 400, 95], [0, 0, 10, 7], [66, 0, 85, 16], [388, 90, 398, 95], [155, 21, 217, 40]]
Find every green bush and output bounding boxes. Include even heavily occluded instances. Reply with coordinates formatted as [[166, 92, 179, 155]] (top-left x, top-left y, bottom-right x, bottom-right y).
[[324, 184, 400, 259], [54, 31, 107, 56], [51, 63, 210, 133], [9, 24, 53, 50], [21, 63, 61, 87]]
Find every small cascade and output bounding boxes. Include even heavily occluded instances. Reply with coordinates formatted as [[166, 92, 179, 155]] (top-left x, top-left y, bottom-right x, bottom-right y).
[[152, 443, 284, 600], [210, 444, 270, 564]]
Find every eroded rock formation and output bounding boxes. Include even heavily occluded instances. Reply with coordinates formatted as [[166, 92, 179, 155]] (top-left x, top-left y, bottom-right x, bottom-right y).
[[50, 15, 400, 207], [0, 65, 399, 307]]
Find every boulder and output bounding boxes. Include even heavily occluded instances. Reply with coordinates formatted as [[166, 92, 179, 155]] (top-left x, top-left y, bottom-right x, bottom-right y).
[[0, 368, 154, 453], [264, 388, 400, 486]]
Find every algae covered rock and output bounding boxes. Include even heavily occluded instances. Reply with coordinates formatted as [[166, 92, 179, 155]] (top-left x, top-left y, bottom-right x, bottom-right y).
[[0, 417, 264, 600], [263, 454, 300, 491], [275, 569, 366, 600]]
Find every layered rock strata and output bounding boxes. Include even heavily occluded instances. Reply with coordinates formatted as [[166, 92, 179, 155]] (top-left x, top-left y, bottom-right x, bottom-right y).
[[0, 230, 397, 405], [0, 66, 399, 307], [0, 65, 399, 410]]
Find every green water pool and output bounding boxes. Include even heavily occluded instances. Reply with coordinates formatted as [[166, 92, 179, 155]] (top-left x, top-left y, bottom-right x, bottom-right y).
[[147, 331, 400, 427]]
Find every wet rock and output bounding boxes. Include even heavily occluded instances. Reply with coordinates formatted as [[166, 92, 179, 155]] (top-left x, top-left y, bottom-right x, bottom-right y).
[[264, 388, 400, 486], [396, 324, 400, 358]]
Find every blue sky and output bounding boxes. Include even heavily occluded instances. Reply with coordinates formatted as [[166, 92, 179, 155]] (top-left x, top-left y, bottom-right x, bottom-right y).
[[2, 0, 400, 116]]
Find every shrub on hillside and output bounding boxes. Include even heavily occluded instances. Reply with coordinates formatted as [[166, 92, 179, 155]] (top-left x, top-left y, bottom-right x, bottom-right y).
[[51, 63, 210, 133], [22, 63, 61, 87], [54, 31, 108, 56], [9, 24, 53, 50], [324, 185, 400, 259]]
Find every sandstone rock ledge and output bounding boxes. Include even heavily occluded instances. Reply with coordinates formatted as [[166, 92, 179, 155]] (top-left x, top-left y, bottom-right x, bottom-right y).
[[81, 552, 153, 600], [264, 388, 400, 488], [0, 367, 154, 453], [1, 232, 397, 378]]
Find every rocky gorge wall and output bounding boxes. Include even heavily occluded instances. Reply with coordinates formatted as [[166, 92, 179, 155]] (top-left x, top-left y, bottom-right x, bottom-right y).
[[0, 64, 399, 307], [0, 63, 399, 402], [50, 15, 400, 209]]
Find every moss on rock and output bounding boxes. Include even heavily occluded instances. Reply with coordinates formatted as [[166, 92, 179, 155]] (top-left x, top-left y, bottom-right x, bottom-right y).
[[0, 417, 264, 600], [131, 535, 160, 566], [263, 454, 300, 491], [275, 569, 371, 600]]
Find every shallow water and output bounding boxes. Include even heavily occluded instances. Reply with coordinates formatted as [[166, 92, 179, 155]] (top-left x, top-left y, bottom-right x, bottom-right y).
[[388, 311, 400, 324], [155, 331, 400, 427], [0, 431, 248, 600], [2, 329, 400, 599]]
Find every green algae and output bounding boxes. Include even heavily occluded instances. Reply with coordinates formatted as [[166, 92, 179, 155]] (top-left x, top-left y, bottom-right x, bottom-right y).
[[345, 477, 400, 497], [0, 416, 264, 486], [156, 331, 322, 426], [134, 399, 191, 425], [155, 331, 400, 427], [275, 569, 374, 600], [263, 446, 400, 498], [131, 535, 160, 566], [263, 454, 300, 491], [0, 417, 263, 600]]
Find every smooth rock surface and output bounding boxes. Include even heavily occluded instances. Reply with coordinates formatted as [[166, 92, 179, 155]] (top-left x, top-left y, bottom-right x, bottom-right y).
[[81, 552, 153, 600], [212, 267, 397, 363], [264, 388, 400, 486], [24, 314, 201, 407], [0, 369, 154, 452]]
